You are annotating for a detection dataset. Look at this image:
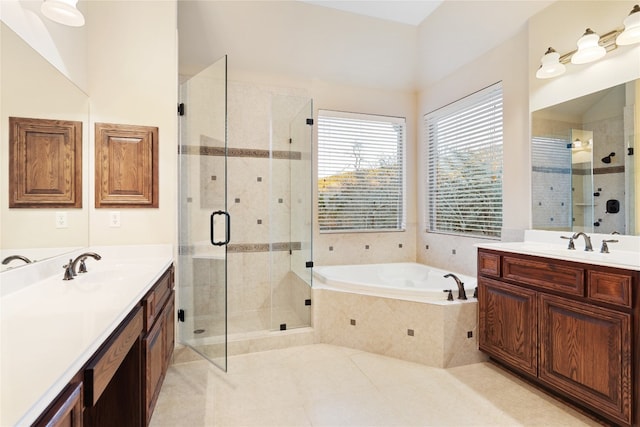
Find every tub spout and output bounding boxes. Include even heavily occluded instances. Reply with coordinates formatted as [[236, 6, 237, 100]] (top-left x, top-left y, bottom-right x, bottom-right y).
[[444, 273, 467, 300]]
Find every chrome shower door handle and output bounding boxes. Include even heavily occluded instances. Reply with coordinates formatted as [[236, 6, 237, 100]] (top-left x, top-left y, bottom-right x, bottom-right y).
[[210, 210, 231, 246]]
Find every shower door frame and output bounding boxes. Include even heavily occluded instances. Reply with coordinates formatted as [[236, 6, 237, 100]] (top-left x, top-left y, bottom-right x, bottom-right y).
[[177, 55, 228, 371]]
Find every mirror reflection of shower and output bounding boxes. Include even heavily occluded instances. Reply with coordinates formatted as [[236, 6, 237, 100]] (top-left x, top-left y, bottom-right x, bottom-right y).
[[571, 129, 594, 233], [531, 79, 636, 235]]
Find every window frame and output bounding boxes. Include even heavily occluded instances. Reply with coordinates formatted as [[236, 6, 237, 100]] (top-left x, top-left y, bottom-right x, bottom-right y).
[[424, 82, 504, 239], [317, 109, 407, 234]]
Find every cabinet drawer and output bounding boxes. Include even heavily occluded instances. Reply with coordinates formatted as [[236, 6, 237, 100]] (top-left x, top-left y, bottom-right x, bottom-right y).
[[502, 256, 584, 296], [478, 251, 500, 277], [144, 267, 173, 331], [33, 382, 82, 427], [84, 306, 143, 407], [588, 270, 632, 308]]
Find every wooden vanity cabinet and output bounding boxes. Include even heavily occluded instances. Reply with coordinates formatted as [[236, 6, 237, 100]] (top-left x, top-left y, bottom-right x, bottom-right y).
[[33, 382, 83, 427], [31, 265, 175, 427], [477, 277, 538, 377], [478, 249, 639, 426], [142, 267, 175, 425]]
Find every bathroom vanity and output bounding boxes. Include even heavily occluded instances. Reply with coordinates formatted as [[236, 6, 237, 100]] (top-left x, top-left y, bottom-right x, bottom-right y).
[[477, 235, 640, 426], [0, 245, 174, 427]]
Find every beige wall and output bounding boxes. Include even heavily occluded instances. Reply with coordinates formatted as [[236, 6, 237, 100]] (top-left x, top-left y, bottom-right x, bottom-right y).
[[416, 1, 639, 276], [530, 1, 640, 111], [0, 0, 89, 92], [417, 28, 530, 276], [86, 1, 178, 247], [5, 0, 636, 275]]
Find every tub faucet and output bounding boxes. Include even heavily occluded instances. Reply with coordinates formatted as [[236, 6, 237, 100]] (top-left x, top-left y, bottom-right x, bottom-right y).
[[571, 232, 593, 251], [2, 255, 32, 265], [444, 273, 467, 300], [63, 252, 102, 280]]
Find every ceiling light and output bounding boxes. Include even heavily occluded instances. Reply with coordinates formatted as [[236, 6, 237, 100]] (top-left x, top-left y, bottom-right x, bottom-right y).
[[571, 28, 607, 64], [41, 0, 85, 27], [616, 4, 640, 46], [536, 48, 566, 79]]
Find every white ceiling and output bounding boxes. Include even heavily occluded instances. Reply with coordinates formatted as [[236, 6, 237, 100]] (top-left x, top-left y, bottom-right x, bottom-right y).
[[297, 0, 444, 26], [178, 1, 554, 90]]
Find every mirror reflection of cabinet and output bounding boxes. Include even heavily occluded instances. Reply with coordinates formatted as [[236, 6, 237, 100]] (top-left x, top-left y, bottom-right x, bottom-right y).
[[0, 23, 89, 271]]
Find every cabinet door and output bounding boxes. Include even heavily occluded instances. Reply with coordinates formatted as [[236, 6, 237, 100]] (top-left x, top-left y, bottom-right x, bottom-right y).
[[33, 383, 82, 427], [143, 311, 165, 425], [163, 296, 175, 371], [539, 294, 631, 426], [478, 277, 538, 377]]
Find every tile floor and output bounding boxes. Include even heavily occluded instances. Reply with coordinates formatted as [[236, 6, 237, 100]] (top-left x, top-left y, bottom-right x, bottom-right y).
[[150, 344, 599, 426]]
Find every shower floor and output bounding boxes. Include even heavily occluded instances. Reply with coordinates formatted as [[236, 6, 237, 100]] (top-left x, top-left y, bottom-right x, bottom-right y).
[[185, 306, 315, 362], [192, 306, 308, 337]]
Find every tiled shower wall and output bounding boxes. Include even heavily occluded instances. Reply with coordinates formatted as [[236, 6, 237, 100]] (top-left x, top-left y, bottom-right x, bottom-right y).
[[531, 117, 575, 231], [182, 77, 313, 335], [224, 81, 313, 330], [587, 113, 626, 234]]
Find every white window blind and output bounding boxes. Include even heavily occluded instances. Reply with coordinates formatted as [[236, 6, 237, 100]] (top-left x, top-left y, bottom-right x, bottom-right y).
[[425, 82, 503, 238], [318, 110, 406, 233]]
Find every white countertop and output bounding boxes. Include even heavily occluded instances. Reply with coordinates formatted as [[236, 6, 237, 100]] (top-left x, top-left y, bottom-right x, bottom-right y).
[[0, 244, 173, 427], [476, 230, 640, 271]]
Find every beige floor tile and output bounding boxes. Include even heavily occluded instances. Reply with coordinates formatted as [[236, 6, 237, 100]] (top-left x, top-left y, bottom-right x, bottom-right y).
[[151, 344, 598, 427]]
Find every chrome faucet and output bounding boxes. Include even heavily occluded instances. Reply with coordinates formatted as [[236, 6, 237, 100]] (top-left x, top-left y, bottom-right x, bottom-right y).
[[2, 255, 32, 265], [63, 252, 102, 280], [444, 273, 467, 300], [571, 232, 593, 251], [600, 239, 618, 253], [560, 235, 575, 250]]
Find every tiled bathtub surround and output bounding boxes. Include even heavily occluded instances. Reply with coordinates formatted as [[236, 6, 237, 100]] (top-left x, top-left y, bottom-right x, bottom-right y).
[[313, 288, 486, 368]]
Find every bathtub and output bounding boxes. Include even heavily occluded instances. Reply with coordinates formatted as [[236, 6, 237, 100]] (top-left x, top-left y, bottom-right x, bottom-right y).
[[312, 262, 485, 368], [313, 262, 477, 304]]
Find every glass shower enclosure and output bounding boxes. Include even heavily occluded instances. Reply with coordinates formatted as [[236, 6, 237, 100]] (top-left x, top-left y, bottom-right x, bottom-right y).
[[178, 56, 313, 371]]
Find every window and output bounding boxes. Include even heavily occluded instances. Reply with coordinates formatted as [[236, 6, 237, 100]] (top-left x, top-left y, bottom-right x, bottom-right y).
[[318, 110, 406, 233], [425, 82, 503, 238]]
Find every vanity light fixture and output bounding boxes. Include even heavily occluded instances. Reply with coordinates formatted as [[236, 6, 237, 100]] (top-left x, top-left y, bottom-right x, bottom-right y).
[[571, 28, 607, 64], [535, 47, 566, 79], [616, 4, 640, 45], [536, 5, 640, 79], [41, 0, 85, 27]]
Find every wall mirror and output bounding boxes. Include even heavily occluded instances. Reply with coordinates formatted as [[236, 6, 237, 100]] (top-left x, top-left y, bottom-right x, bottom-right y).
[[1, 22, 90, 271], [531, 79, 638, 235]]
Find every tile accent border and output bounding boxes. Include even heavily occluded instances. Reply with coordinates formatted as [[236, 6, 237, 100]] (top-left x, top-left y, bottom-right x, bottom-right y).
[[179, 140, 301, 160], [179, 242, 302, 255]]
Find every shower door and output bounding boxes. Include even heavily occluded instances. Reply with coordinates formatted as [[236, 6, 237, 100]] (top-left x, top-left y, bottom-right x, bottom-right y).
[[178, 55, 228, 371]]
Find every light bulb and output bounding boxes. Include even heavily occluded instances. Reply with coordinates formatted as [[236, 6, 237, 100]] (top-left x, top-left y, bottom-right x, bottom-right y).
[[41, 0, 85, 27], [616, 4, 640, 46], [536, 47, 566, 79], [571, 28, 606, 64]]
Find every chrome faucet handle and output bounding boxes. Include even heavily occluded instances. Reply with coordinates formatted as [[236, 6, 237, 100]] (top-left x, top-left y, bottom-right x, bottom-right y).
[[78, 258, 88, 273], [63, 259, 74, 281], [600, 239, 618, 254], [560, 236, 575, 250]]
